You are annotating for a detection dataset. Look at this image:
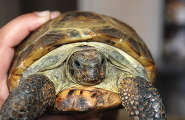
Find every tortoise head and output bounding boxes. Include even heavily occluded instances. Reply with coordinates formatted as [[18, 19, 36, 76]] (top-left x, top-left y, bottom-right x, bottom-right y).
[[68, 46, 106, 85]]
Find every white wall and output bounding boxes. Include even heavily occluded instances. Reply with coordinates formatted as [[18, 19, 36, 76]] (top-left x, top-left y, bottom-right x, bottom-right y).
[[77, 0, 163, 63]]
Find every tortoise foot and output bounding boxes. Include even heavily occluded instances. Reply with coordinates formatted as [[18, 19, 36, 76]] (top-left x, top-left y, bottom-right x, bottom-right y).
[[118, 76, 167, 120], [0, 74, 56, 120]]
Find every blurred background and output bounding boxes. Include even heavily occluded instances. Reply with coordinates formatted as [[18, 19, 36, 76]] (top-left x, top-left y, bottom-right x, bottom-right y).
[[0, 0, 185, 120]]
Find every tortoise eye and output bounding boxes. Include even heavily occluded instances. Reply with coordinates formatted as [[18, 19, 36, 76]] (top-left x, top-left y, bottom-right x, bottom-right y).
[[101, 58, 105, 66], [74, 60, 81, 67]]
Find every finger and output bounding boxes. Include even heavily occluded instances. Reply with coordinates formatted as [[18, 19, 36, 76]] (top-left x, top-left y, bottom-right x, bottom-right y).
[[0, 11, 61, 80], [0, 11, 60, 105], [0, 11, 51, 48], [51, 11, 61, 19], [0, 11, 50, 82]]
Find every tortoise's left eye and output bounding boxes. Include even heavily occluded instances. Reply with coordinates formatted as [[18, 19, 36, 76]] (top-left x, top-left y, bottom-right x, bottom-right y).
[[74, 60, 81, 67]]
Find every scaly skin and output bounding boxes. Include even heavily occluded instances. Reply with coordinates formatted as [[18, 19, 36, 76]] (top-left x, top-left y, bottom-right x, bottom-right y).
[[0, 74, 56, 120], [0, 75, 167, 120], [118, 76, 167, 120]]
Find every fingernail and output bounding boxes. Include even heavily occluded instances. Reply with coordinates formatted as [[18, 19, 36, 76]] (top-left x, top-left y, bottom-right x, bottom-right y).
[[34, 10, 50, 17], [51, 11, 61, 19]]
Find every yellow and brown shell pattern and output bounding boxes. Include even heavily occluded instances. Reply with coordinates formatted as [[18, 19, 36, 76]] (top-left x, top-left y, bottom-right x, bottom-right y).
[[8, 11, 156, 92]]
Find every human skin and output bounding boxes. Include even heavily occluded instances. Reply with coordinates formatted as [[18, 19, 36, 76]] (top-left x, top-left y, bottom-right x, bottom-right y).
[[0, 10, 61, 110], [0, 11, 101, 120]]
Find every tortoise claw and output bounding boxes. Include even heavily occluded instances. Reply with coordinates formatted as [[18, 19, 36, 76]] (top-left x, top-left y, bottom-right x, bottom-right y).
[[118, 76, 167, 120], [0, 74, 56, 120]]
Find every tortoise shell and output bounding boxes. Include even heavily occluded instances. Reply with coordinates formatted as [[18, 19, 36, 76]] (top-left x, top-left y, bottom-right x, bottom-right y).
[[8, 11, 156, 93]]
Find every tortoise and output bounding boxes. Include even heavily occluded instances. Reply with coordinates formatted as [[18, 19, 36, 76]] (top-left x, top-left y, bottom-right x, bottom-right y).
[[0, 11, 167, 120]]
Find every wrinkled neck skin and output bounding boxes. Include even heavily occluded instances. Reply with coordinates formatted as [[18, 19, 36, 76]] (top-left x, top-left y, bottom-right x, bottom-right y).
[[21, 42, 149, 95]]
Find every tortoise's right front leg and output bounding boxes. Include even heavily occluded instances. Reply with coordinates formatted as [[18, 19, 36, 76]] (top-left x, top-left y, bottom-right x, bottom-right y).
[[118, 76, 167, 120], [0, 74, 56, 120]]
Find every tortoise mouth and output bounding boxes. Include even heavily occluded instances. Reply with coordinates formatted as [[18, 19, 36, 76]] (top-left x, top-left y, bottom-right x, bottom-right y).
[[49, 87, 122, 115]]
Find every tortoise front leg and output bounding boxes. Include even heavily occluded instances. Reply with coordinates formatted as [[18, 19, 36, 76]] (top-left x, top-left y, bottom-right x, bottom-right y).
[[0, 74, 56, 120], [118, 76, 167, 120]]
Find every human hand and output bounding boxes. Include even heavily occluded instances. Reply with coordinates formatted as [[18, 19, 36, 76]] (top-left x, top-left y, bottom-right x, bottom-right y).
[[0, 10, 61, 108], [0, 11, 102, 120]]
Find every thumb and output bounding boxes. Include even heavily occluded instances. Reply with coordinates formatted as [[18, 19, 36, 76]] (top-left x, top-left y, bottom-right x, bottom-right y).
[[0, 10, 52, 81], [0, 11, 60, 105], [0, 10, 52, 48]]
